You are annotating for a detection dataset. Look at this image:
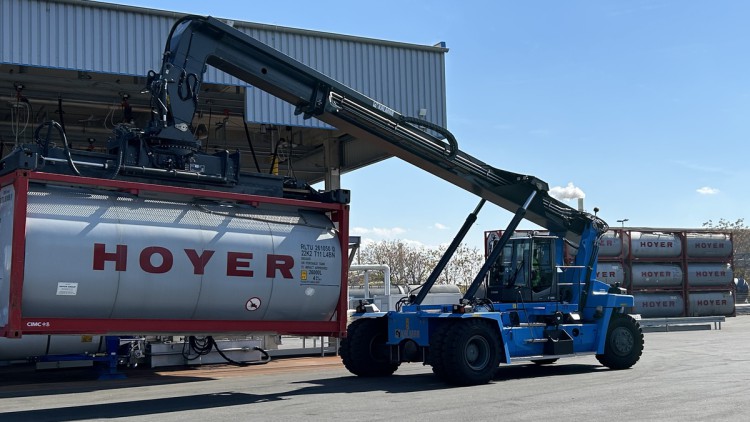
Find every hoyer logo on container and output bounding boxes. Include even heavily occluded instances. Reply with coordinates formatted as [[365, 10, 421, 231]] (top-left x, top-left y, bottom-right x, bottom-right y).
[[92, 243, 294, 278]]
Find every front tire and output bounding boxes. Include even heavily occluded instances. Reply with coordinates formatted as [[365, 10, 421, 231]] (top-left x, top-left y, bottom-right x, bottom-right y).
[[340, 317, 399, 377], [596, 314, 644, 369], [431, 319, 500, 386]]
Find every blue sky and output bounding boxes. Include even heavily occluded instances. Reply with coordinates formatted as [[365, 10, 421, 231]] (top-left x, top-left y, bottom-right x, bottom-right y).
[[107, 0, 749, 251]]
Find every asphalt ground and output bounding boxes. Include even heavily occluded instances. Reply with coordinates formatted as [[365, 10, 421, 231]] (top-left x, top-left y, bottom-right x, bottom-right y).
[[0, 315, 748, 422]]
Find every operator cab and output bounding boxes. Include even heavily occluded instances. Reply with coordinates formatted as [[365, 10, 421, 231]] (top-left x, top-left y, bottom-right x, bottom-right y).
[[487, 235, 558, 303]]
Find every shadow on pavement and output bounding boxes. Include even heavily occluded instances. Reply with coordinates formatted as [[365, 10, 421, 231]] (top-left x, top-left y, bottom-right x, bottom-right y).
[[0, 364, 211, 399], [0, 361, 604, 421]]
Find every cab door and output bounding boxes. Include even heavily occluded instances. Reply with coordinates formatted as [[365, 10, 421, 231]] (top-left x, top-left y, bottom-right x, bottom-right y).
[[530, 237, 557, 302], [487, 238, 531, 302]]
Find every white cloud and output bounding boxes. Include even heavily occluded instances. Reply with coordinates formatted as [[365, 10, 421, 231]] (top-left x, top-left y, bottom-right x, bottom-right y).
[[434, 223, 448, 230], [696, 186, 720, 195], [351, 226, 406, 237], [373, 227, 406, 237], [350, 227, 372, 235], [357, 237, 427, 249], [399, 238, 428, 248], [549, 182, 586, 201]]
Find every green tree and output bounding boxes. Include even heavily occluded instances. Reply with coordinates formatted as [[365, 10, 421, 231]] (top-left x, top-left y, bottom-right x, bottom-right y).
[[351, 240, 484, 291], [703, 218, 749, 279], [432, 243, 484, 292], [357, 240, 432, 288]]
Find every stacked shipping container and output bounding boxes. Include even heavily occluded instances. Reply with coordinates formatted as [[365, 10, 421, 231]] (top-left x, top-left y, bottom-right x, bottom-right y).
[[596, 229, 735, 318]]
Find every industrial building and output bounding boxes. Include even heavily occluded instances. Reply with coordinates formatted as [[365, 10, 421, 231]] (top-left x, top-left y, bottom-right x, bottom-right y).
[[1, 0, 449, 189]]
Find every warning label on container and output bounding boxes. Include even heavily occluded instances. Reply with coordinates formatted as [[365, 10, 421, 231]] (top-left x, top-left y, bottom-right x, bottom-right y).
[[0, 186, 13, 211], [299, 243, 336, 283], [56, 282, 78, 296], [245, 297, 262, 311]]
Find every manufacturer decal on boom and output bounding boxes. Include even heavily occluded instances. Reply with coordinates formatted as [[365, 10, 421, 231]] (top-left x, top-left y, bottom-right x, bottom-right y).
[[372, 100, 397, 116]]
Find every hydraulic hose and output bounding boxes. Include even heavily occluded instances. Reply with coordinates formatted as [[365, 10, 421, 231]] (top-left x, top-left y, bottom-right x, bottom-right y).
[[242, 119, 262, 173], [34, 121, 81, 176], [399, 115, 458, 159], [182, 336, 271, 366]]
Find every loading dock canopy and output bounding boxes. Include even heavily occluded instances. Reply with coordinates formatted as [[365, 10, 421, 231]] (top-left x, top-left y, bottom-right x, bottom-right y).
[[1, 1, 448, 185], [0, 64, 391, 184]]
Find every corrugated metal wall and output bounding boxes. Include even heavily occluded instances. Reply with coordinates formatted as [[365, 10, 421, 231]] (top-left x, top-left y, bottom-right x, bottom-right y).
[[0, 0, 174, 75], [1, 0, 448, 128], [241, 27, 447, 129]]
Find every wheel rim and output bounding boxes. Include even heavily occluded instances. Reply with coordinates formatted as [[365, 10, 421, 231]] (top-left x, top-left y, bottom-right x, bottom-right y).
[[465, 334, 491, 370], [610, 326, 634, 356]]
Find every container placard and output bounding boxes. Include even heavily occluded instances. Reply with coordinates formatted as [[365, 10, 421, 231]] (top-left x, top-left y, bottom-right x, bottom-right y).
[[56, 282, 78, 296]]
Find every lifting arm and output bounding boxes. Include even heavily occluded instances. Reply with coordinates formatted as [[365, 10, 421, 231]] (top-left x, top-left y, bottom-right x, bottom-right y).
[[148, 15, 607, 240], [463, 191, 537, 301], [412, 199, 486, 305]]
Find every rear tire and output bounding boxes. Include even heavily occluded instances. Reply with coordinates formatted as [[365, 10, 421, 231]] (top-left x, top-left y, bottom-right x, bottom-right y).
[[431, 319, 500, 386], [596, 314, 644, 370], [340, 318, 399, 377], [429, 323, 452, 378]]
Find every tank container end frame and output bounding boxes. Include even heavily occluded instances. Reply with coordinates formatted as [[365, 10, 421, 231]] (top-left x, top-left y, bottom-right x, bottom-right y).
[[0, 170, 350, 339]]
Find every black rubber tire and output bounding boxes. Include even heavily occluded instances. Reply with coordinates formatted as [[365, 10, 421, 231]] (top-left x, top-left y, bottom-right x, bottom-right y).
[[531, 359, 559, 365], [596, 314, 644, 370], [431, 319, 500, 386], [429, 323, 452, 378], [340, 318, 399, 377]]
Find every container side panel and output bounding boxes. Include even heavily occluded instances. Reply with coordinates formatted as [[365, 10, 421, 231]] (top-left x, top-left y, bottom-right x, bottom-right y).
[[21, 185, 342, 322]]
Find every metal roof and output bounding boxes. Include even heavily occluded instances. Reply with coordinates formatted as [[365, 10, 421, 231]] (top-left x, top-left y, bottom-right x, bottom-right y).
[[0, 0, 449, 184], [1, 0, 448, 128]]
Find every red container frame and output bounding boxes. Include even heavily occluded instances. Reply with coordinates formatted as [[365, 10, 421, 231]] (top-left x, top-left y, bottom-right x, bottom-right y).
[[0, 170, 350, 339]]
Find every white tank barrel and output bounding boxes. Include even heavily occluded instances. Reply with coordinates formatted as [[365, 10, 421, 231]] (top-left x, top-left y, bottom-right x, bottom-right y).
[[632, 293, 684, 318], [348, 285, 406, 298], [409, 284, 461, 294], [630, 263, 683, 288], [595, 262, 625, 285], [0, 335, 104, 361], [686, 233, 732, 258], [630, 232, 682, 258], [688, 291, 734, 316], [598, 231, 627, 257], [563, 234, 623, 259], [2, 185, 342, 323], [687, 264, 733, 287]]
